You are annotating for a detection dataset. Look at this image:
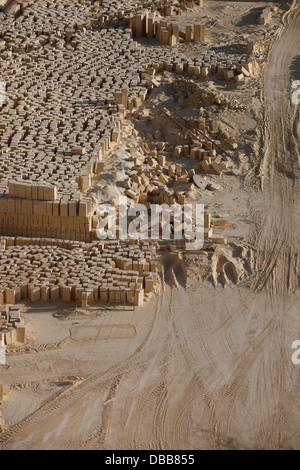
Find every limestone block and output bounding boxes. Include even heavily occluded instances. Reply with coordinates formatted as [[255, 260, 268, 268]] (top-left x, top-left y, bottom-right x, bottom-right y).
[[194, 24, 204, 42], [8, 181, 15, 197], [8, 326, 16, 343], [7, 199, 15, 213], [94, 161, 105, 174], [41, 286, 50, 301], [211, 235, 227, 244], [224, 69, 234, 81], [3, 329, 11, 345], [111, 128, 120, 142], [174, 146, 182, 158], [50, 286, 60, 301], [114, 91, 123, 105], [126, 189, 137, 200], [62, 286, 71, 302], [30, 286, 40, 302], [211, 161, 222, 175], [4, 289, 15, 304], [144, 277, 154, 293], [79, 174, 91, 191], [68, 200, 78, 217], [201, 67, 209, 78], [204, 213, 211, 229], [134, 288, 144, 306], [186, 25, 193, 42], [0, 198, 8, 213], [15, 325, 25, 343], [200, 160, 211, 172], [204, 228, 213, 239], [161, 28, 169, 45], [135, 13, 143, 38], [209, 182, 221, 191], [157, 155, 166, 166], [100, 286, 108, 302], [148, 13, 156, 38], [20, 283, 28, 299], [71, 147, 86, 156]]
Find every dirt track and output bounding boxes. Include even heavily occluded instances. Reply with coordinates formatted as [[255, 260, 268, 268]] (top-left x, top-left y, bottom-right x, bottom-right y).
[[255, 0, 300, 296], [1, 1, 300, 450], [1, 284, 300, 449]]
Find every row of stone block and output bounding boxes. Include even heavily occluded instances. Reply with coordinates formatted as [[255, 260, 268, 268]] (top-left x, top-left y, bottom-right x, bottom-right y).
[[0, 275, 156, 306], [0, 197, 92, 217], [8, 181, 58, 201], [0, 238, 158, 306], [0, 213, 92, 242], [131, 9, 204, 45], [0, 235, 153, 252]]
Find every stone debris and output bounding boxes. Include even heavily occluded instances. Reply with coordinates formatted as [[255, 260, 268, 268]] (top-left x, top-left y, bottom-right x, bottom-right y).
[[121, 146, 221, 205], [258, 3, 277, 25]]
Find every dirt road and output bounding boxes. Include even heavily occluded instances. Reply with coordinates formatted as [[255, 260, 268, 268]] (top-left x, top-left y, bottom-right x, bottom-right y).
[[1, 283, 300, 449], [255, 0, 300, 295]]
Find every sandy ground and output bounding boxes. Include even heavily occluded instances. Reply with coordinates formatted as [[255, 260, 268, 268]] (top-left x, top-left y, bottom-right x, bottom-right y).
[[1, 0, 300, 450]]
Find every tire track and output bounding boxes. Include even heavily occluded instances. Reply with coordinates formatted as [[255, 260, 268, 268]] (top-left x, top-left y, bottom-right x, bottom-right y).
[[0, 285, 165, 449]]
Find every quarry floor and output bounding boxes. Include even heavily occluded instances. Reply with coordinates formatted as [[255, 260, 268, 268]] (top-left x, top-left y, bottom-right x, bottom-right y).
[[1, 0, 300, 450]]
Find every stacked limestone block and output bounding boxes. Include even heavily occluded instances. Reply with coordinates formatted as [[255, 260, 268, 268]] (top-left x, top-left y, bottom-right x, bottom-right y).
[[131, 9, 205, 46], [0, 305, 25, 346], [0, 182, 93, 241], [0, 238, 158, 307], [0, 0, 256, 241]]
